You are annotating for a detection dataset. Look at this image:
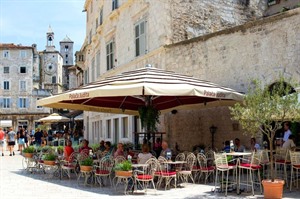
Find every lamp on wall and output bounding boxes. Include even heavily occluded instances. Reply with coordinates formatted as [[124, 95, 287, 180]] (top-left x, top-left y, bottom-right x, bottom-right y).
[[209, 125, 217, 149]]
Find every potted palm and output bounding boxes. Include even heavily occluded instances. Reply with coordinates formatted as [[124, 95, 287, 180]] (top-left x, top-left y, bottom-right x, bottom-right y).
[[114, 160, 132, 177], [23, 146, 35, 158], [80, 157, 94, 172], [138, 104, 160, 144], [230, 77, 300, 199], [43, 153, 57, 165]]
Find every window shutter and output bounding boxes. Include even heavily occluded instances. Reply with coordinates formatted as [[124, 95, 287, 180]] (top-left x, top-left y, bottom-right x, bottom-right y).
[[0, 98, 3, 108], [17, 98, 20, 108], [140, 21, 146, 55], [26, 98, 29, 108]]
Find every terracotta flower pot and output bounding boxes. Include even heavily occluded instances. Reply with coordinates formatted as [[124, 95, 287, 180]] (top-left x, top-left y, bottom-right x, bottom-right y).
[[115, 170, 132, 177], [262, 179, 285, 199], [80, 165, 93, 172], [44, 160, 56, 166], [23, 153, 34, 158]]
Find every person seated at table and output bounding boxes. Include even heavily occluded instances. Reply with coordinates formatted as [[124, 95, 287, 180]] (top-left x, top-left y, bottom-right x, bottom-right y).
[[250, 137, 260, 152], [223, 140, 231, 153], [153, 137, 162, 158], [102, 141, 112, 156], [79, 139, 92, 155], [234, 138, 245, 152], [64, 140, 74, 161], [41, 137, 47, 147], [114, 143, 125, 158], [282, 134, 296, 150], [160, 141, 172, 160], [138, 144, 153, 164], [97, 140, 105, 152]]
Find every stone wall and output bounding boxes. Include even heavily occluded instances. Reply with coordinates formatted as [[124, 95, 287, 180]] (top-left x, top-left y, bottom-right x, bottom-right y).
[[169, 0, 267, 43], [162, 8, 300, 150]]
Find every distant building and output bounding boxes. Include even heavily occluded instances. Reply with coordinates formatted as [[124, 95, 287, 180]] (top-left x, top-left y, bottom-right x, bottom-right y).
[[0, 26, 76, 130], [0, 43, 51, 130]]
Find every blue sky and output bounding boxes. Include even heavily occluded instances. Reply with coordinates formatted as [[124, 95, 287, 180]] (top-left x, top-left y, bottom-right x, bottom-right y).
[[0, 0, 86, 52]]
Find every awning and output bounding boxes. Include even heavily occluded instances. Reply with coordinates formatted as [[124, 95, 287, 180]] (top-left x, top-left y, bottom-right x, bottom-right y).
[[0, 120, 12, 127]]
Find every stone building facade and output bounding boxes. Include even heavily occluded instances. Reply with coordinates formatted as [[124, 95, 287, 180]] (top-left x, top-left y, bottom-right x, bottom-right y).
[[0, 43, 51, 130], [79, 0, 300, 150], [0, 27, 76, 131]]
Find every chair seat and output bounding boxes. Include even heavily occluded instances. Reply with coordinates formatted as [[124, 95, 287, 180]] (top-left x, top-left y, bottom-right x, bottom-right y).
[[276, 160, 291, 164], [95, 169, 109, 175], [193, 166, 200, 170], [137, 174, 153, 180], [239, 163, 261, 169], [217, 164, 236, 170], [293, 164, 300, 168], [201, 166, 215, 171]]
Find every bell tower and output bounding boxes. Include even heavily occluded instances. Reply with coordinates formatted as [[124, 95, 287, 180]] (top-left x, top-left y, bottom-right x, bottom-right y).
[[46, 25, 55, 51]]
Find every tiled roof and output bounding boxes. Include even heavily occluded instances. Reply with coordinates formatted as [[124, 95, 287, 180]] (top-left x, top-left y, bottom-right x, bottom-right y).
[[0, 43, 33, 49]]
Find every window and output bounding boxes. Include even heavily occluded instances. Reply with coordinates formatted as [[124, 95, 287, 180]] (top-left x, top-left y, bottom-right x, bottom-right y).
[[106, 40, 114, 71], [84, 70, 89, 84], [114, 118, 119, 140], [4, 67, 9, 73], [19, 80, 26, 91], [20, 66, 26, 73], [52, 76, 57, 84], [18, 98, 28, 108], [96, 18, 98, 29], [89, 30, 92, 44], [3, 81, 9, 90], [91, 58, 95, 82], [122, 117, 128, 138], [135, 20, 147, 57], [3, 98, 11, 108], [112, 0, 118, 10], [65, 45, 69, 52], [36, 98, 42, 109], [20, 50, 26, 58], [99, 8, 103, 25], [96, 51, 100, 77], [106, 120, 111, 139], [3, 50, 9, 58], [66, 54, 68, 58]]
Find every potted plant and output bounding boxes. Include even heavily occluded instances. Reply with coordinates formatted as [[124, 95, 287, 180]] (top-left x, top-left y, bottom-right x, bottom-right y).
[[230, 77, 300, 199], [114, 160, 132, 177], [43, 153, 57, 165], [56, 146, 64, 155], [80, 157, 94, 172], [23, 146, 35, 158], [138, 104, 161, 144]]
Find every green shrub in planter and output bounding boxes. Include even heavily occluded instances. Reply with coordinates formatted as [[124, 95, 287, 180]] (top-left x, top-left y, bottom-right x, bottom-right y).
[[114, 160, 132, 171], [43, 153, 57, 161], [80, 157, 94, 166], [23, 146, 35, 153]]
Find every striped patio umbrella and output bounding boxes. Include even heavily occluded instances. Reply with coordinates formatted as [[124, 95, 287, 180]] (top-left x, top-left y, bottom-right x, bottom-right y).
[[38, 113, 70, 123], [37, 67, 244, 115]]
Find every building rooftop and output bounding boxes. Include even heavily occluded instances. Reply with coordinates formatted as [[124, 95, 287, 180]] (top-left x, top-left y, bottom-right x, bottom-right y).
[[0, 43, 33, 49], [60, 35, 73, 43]]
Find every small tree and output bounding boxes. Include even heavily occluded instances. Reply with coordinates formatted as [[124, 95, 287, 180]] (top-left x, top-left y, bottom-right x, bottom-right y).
[[230, 77, 300, 182]]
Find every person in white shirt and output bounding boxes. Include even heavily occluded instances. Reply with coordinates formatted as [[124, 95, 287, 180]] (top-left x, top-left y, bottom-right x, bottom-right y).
[[138, 144, 153, 164], [283, 122, 292, 143], [282, 134, 296, 150], [250, 137, 260, 152]]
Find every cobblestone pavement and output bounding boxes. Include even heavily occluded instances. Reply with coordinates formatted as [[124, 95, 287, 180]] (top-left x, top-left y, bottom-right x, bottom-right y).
[[0, 150, 299, 199]]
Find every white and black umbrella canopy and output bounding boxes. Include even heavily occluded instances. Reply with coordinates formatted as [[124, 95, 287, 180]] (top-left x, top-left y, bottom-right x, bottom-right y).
[[37, 67, 244, 115], [39, 113, 70, 123]]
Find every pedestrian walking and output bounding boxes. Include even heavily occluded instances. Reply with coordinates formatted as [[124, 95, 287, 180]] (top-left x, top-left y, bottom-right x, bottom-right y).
[[0, 127, 5, 156], [6, 127, 16, 156], [18, 129, 25, 154]]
